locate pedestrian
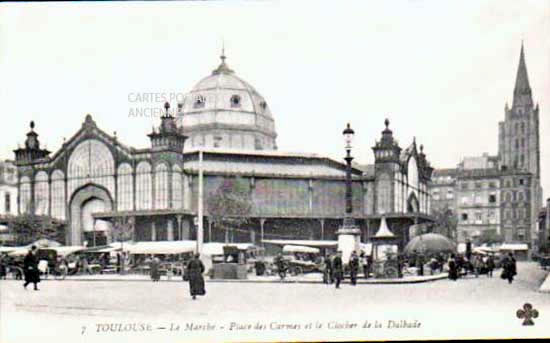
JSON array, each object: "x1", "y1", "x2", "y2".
[
  {"x1": 323, "y1": 253, "x2": 333, "y2": 284},
  {"x1": 501, "y1": 252, "x2": 517, "y2": 284},
  {"x1": 361, "y1": 252, "x2": 369, "y2": 279},
  {"x1": 448, "y1": 254, "x2": 458, "y2": 281},
  {"x1": 0, "y1": 256, "x2": 6, "y2": 280},
  {"x1": 417, "y1": 253, "x2": 425, "y2": 276},
  {"x1": 349, "y1": 251, "x2": 359, "y2": 286},
  {"x1": 186, "y1": 253, "x2": 206, "y2": 300},
  {"x1": 23, "y1": 246, "x2": 40, "y2": 291},
  {"x1": 150, "y1": 257, "x2": 161, "y2": 282},
  {"x1": 332, "y1": 251, "x2": 344, "y2": 289},
  {"x1": 486, "y1": 254, "x2": 495, "y2": 278},
  {"x1": 274, "y1": 253, "x2": 287, "y2": 281},
  {"x1": 473, "y1": 255, "x2": 481, "y2": 278},
  {"x1": 116, "y1": 252, "x2": 121, "y2": 273}
]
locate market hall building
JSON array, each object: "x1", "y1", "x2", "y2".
[{"x1": 12, "y1": 53, "x2": 434, "y2": 251}]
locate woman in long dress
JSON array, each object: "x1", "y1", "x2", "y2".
[
  {"x1": 186, "y1": 254, "x2": 206, "y2": 300},
  {"x1": 150, "y1": 257, "x2": 161, "y2": 282}
]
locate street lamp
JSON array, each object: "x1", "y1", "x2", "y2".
[
  {"x1": 337, "y1": 123, "x2": 360, "y2": 264},
  {"x1": 343, "y1": 123, "x2": 355, "y2": 221}
]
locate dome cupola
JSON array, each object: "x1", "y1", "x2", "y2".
[{"x1": 177, "y1": 51, "x2": 277, "y2": 151}]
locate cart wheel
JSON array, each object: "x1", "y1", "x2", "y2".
[
  {"x1": 384, "y1": 266, "x2": 398, "y2": 279},
  {"x1": 291, "y1": 266, "x2": 303, "y2": 276}
]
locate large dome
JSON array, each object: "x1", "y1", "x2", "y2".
[{"x1": 177, "y1": 53, "x2": 277, "y2": 151}]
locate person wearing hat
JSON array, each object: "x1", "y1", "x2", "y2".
[
  {"x1": 349, "y1": 251, "x2": 359, "y2": 286},
  {"x1": 186, "y1": 253, "x2": 206, "y2": 300},
  {"x1": 332, "y1": 251, "x2": 344, "y2": 289},
  {"x1": 23, "y1": 245, "x2": 40, "y2": 290}
]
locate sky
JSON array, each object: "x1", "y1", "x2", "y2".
[{"x1": 0, "y1": 0, "x2": 549, "y2": 199}]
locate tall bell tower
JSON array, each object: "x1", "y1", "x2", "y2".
[{"x1": 498, "y1": 43, "x2": 540, "y2": 178}]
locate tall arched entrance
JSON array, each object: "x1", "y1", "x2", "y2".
[{"x1": 69, "y1": 184, "x2": 113, "y2": 245}]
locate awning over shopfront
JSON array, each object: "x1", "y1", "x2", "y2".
[{"x1": 262, "y1": 239, "x2": 338, "y2": 248}]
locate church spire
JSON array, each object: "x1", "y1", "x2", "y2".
[{"x1": 512, "y1": 42, "x2": 533, "y2": 110}]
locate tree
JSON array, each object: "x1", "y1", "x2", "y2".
[
  {"x1": 477, "y1": 229, "x2": 504, "y2": 246},
  {"x1": 111, "y1": 216, "x2": 134, "y2": 274},
  {"x1": 206, "y1": 177, "x2": 252, "y2": 243},
  {"x1": 8, "y1": 213, "x2": 65, "y2": 246},
  {"x1": 430, "y1": 204, "x2": 458, "y2": 241}
]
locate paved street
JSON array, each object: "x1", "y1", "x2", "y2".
[{"x1": 2, "y1": 262, "x2": 549, "y2": 342}]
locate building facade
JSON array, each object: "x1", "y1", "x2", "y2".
[
  {"x1": 11, "y1": 53, "x2": 434, "y2": 251},
  {"x1": 0, "y1": 160, "x2": 18, "y2": 244},
  {"x1": 429, "y1": 44, "x2": 543, "y2": 252}
]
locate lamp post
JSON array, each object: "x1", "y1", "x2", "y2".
[{"x1": 337, "y1": 123, "x2": 361, "y2": 264}]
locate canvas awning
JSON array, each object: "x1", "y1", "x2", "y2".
[
  {"x1": 50, "y1": 246, "x2": 86, "y2": 257},
  {"x1": 499, "y1": 243, "x2": 528, "y2": 251},
  {"x1": 282, "y1": 245, "x2": 320, "y2": 254},
  {"x1": 125, "y1": 241, "x2": 196, "y2": 255},
  {"x1": 262, "y1": 239, "x2": 338, "y2": 248},
  {"x1": 0, "y1": 246, "x2": 16, "y2": 253}
]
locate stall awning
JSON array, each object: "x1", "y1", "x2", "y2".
[
  {"x1": 262, "y1": 239, "x2": 338, "y2": 248},
  {"x1": 125, "y1": 241, "x2": 196, "y2": 255},
  {"x1": 499, "y1": 243, "x2": 529, "y2": 251},
  {"x1": 0, "y1": 246, "x2": 16, "y2": 253},
  {"x1": 283, "y1": 245, "x2": 320, "y2": 254}
]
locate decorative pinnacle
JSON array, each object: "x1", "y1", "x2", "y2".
[
  {"x1": 420, "y1": 144, "x2": 424, "y2": 153},
  {"x1": 384, "y1": 118, "x2": 389, "y2": 128},
  {"x1": 30, "y1": 121, "x2": 35, "y2": 130}
]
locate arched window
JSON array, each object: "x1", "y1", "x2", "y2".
[
  {"x1": 20, "y1": 176, "x2": 31, "y2": 214},
  {"x1": 68, "y1": 139, "x2": 114, "y2": 179},
  {"x1": 407, "y1": 157, "x2": 419, "y2": 190},
  {"x1": 51, "y1": 170, "x2": 65, "y2": 220},
  {"x1": 68, "y1": 139, "x2": 115, "y2": 197},
  {"x1": 193, "y1": 95, "x2": 205, "y2": 109},
  {"x1": 155, "y1": 163, "x2": 169, "y2": 209},
  {"x1": 172, "y1": 164, "x2": 183, "y2": 209},
  {"x1": 117, "y1": 163, "x2": 133, "y2": 211},
  {"x1": 136, "y1": 161, "x2": 152, "y2": 210},
  {"x1": 34, "y1": 171, "x2": 49, "y2": 215},
  {"x1": 521, "y1": 122, "x2": 525, "y2": 134},
  {"x1": 230, "y1": 95, "x2": 241, "y2": 108}
]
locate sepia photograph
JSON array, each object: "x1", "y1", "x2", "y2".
[{"x1": 0, "y1": 1, "x2": 549, "y2": 342}]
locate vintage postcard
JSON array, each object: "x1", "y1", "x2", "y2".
[{"x1": 1, "y1": 1, "x2": 549, "y2": 342}]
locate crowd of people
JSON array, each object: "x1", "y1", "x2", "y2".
[{"x1": 447, "y1": 252, "x2": 517, "y2": 284}]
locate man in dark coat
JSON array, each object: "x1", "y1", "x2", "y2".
[
  {"x1": 332, "y1": 251, "x2": 344, "y2": 289},
  {"x1": 23, "y1": 246, "x2": 40, "y2": 290},
  {"x1": 323, "y1": 253, "x2": 333, "y2": 284},
  {"x1": 501, "y1": 253, "x2": 517, "y2": 284},
  {"x1": 448, "y1": 254, "x2": 458, "y2": 281},
  {"x1": 274, "y1": 253, "x2": 287, "y2": 280},
  {"x1": 186, "y1": 254, "x2": 206, "y2": 300},
  {"x1": 150, "y1": 257, "x2": 161, "y2": 282},
  {"x1": 349, "y1": 251, "x2": 359, "y2": 286}
]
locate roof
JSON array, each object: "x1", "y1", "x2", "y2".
[
  {"x1": 432, "y1": 168, "x2": 458, "y2": 177},
  {"x1": 183, "y1": 149, "x2": 364, "y2": 178}
]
